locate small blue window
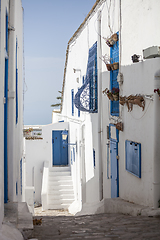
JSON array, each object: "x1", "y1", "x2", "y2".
[
  {"x1": 71, "y1": 89, "x2": 74, "y2": 116},
  {"x1": 71, "y1": 150, "x2": 73, "y2": 165},
  {"x1": 93, "y1": 148, "x2": 96, "y2": 168},
  {"x1": 125, "y1": 140, "x2": 141, "y2": 178},
  {"x1": 16, "y1": 182, "x2": 18, "y2": 195}
]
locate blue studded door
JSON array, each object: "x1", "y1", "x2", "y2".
[{"x1": 52, "y1": 130, "x2": 68, "y2": 166}]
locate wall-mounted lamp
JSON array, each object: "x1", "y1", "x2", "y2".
[{"x1": 62, "y1": 129, "x2": 77, "y2": 151}]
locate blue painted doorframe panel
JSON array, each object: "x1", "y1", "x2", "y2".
[
  {"x1": 4, "y1": 12, "x2": 8, "y2": 203},
  {"x1": 52, "y1": 130, "x2": 68, "y2": 166},
  {"x1": 109, "y1": 124, "x2": 119, "y2": 198}
]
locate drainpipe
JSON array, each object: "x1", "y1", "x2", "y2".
[
  {"x1": 97, "y1": 10, "x2": 103, "y2": 201},
  {"x1": 8, "y1": 0, "x2": 16, "y2": 202},
  {"x1": 153, "y1": 69, "x2": 160, "y2": 208}
]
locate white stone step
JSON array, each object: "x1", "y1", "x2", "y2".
[
  {"x1": 48, "y1": 185, "x2": 74, "y2": 192},
  {"x1": 49, "y1": 166, "x2": 71, "y2": 172},
  {"x1": 49, "y1": 175, "x2": 72, "y2": 181},
  {"x1": 48, "y1": 198, "x2": 74, "y2": 205},
  {"x1": 49, "y1": 171, "x2": 71, "y2": 177},
  {"x1": 48, "y1": 204, "x2": 70, "y2": 210},
  {"x1": 48, "y1": 193, "x2": 74, "y2": 199},
  {"x1": 48, "y1": 188, "x2": 74, "y2": 194}
]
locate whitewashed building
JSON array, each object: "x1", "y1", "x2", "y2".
[
  {"x1": 0, "y1": 0, "x2": 24, "y2": 230},
  {"x1": 52, "y1": 0, "x2": 160, "y2": 214},
  {"x1": 24, "y1": 0, "x2": 160, "y2": 215}
]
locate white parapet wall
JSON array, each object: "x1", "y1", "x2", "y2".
[{"x1": 41, "y1": 161, "x2": 49, "y2": 211}]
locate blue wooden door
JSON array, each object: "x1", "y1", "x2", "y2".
[
  {"x1": 52, "y1": 130, "x2": 68, "y2": 166},
  {"x1": 110, "y1": 140, "x2": 118, "y2": 198}
]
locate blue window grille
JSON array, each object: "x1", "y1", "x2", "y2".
[
  {"x1": 89, "y1": 42, "x2": 98, "y2": 113},
  {"x1": 110, "y1": 32, "x2": 119, "y2": 116},
  {"x1": 74, "y1": 42, "x2": 97, "y2": 113},
  {"x1": 125, "y1": 140, "x2": 141, "y2": 178},
  {"x1": 93, "y1": 148, "x2": 96, "y2": 168},
  {"x1": 16, "y1": 39, "x2": 18, "y2": 124},
  {"x1": 71, "y1": 89, "x2": 74, "y2": 116}
]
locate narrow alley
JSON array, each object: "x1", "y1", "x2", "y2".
[{"x1": 29, "y1": 207, "x2": 160, "y2": 240}]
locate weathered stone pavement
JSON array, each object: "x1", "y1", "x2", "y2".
[{"x1": 30, "y1": 207, "x2": 160, "y2": 240}]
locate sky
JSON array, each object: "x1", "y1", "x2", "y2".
[{"x1": 22, "y1": 0, "x2": 96, "y2": 125}]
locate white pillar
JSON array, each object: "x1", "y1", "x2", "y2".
[
  {"x1": 97, "y1": 10, "x2": 103, "y2": 201},
  {"x1": 153, "y1": 69, "x2": 160, "y2": 208},
  {"x1": 8, "y1": 0, "x2": 16, "y2": 202}
]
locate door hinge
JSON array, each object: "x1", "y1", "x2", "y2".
[{"x1": 3, "y1": 97, "x2": 6, "y2": 104}]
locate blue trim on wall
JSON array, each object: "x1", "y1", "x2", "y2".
[
  {"x1": 4, "y1": 11, "x2": 8, "y2": 203},
  {"x1": 93, "y1": 148, "x2": 96, "y2": 168},
  {"x1": 109, "y1": 124, "x2": 119, "y2": 197},
  {"x1": 16, "y1": 39, "x2": 18, "y2": 124},
  {"x1": 71, "y1": 89, "x2": 74, "y2": 116},
  {"x1": 20, "y1": 159, "x2": 22, "y2": 195}
]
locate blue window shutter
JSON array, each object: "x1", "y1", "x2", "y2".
[
  {"x1": 71, "y1": 89, "x2": 74, "y2": 116},
  {"x1": 16, "y1": 39, "x2": 18, "y2": 124},
  {"x1": 110, "y1": 32, "x2": 119, "y2": 116},
  {"x1": 88, "y1": 42, "x2": 98, "y2": 113},
  {"x1": 125, "y1": 140, "x2": 141, "y2": 178}
]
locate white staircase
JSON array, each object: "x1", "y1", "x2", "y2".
[{"x1": 48, "y1": 166, "x2": 75, "y2": 210}]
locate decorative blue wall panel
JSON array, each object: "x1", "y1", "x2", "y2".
[{"x1": 125, "y1": 140, "x2": 141, "y2": 178}]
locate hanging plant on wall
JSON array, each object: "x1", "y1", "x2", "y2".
[
  {"x1": 115, "y1": 122, "x2": 123, "y2": 132},
  {"x1": 100, "y1": 54, "x2": 112, "y2": 71},
  {"x1": 102, "y1": 88, "x2": 119, "y2": 101},
  {"x1": 119, "y1": 95, "x2": 145, "y2": 111},
  {"x1": 105, "y1": 33, "x2": 118, "y2": 47}
]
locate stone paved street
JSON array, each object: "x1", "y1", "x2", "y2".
[{"x1": 30, "y1": 207, "x2": 160, "y2": 240}]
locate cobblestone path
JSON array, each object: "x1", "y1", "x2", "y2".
[{"x1": 30, "y1": 208, "x2": 160, "y2": 240}]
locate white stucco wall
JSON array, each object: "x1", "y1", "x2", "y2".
[
  {"x1": 25, "y1": 122, "x2": 69, "y2": 203},
  {"x1": 0, "y1": 0, "x2": 24, "y2": 229},
  {"x1": 60, "y1": 0, "x2": 160, "y2": 212}
]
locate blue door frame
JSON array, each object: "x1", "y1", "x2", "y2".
[
  {"x1": 4, "y1": 12, "x2": 8, "y2": 203},
  {"x1": 109, "y1": 124, "x2": 119, "y2": 198},
  {"x1": 52, "y1": 130, "x2": 68, "y2": 166}
]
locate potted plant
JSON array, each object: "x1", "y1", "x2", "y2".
[
  {"x1": 111, "y1": 62, "x2": 119, "y2": 71},
  {"x1": 100, "y1": 54, "x2": 112, "y2": 71},
  {"x1": 105, "y1": 33, "x2": 118, "y2": 47},
  {"x1": 112, "y1": 87, "x2": 119, "y2": 101}
]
